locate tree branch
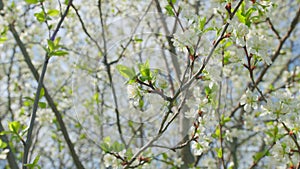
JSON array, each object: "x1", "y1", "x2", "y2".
[
  {"x1": 8, "y1": 1, "x2": 85, "y2": 168},
  {"x1": 255, "y1": 4, "x2": 300, "y2": 86}
]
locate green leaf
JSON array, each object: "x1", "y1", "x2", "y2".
[
  {"x1": 236, "y1": 10, "x2": 245, "y2": 24},
  {"x1": 111, "y1": 141, "x2": 125, "y2": 152},
  {"x1": 24, "y1": 100, "x2": 33, "y2": 107},
  {"x1": 224, "y1": 51, "x2": 231, "y2": 65},
  {"x1": 138, "y1": 60, "x2": 151, "y2": 81},
  {"x1": 64, "y1": 0, "x2": 69, "y2": 5},
  {"x1": 164, "y1": 5, "x2": 174, "y2": 16},
  {"x1": 47, "y1": 39, "x2": 55, "y2": 52},
  {"x1": 162, "y1": 153, "x2": 168, "y2": 160},
  {"x1": 128, "y1": 120, "x2": 134, "y2": 128},
  {"x1": 215, "y1": 127, "x2": 221, "y2": 138},
  {"x1": 167, "y1": 0, "x2": 176, "y2": 4},
  {"x1": 8, "y1": 121, "x2": 21, "y2": 133},
  {"x1": 47, "y1": 9, "x2": 60, "y2": 17},
  {"x1": 79, "y1": 133, "x2": 86, "y2": 139},
  {"x1": 217, "y1": 148, "x2": 222, "y2": 158},
  {"x1": 103, "y1": 136, "x2": 111, "y2": 143},
  {"x1": 39, "y1": 87, "x2": 45, "y2": 99},
  {"x1": 138, "y1": 99, "x2": 144, "y2": 109},
  {"x1": 54, "y1": 37, "x2": 61, "y2": 46},
  {"x1": 32, "y1": 155, "x2": 40, "y2": 166},
  {"x1": 0, "y1": 139, "x2": 7, "y2": 148},
  {"x1": 133, "y1": 37, "x2": 143, "y2": 42},
  {"x1": 204, "y1": 86, "x2": 211, "y2": 96},
  {"x1": 100, "y1": 142, "x2": 110, "y2": 152},
  {"x1": 221, "y1": 114, "x2": 231, "y2": 125},
  {"x1": 25, "y1": 0, "x2": 39, "y2": 4},
  {"x1": 125, "y1": 148, "x2": 133, "y2": 159},
  {"x1": 0, "y1": 36, "x2": 7, "y2": 43},
  {"x1": 24, "y1": 156, "x2": 41, "y2": 169},
  {"x1": 38, "y1": 102, "x2": 46, "y2": 108},
  {"x1": 253, "y1": 151, "x2": 264, "y2": 162},
  {"x1": 93, "y1": 93, "x2": 99, "y2": 103},
  {"x1": 34, "y1": 12, "x2": 46, "y2": 22},
  {"x1": 199, "y1": 17, "x2": 206, "y2": 31},
  {"x1": 116, "y1": 65, "x2": 136, "y2": 80},
  {"x1": 0, "y1": 131, "x2": 12, "y2": 136},
  {"x1": 52, "y1": 50, "x2": 69, "y2": 56},
  {"x1": 24, "y1": 164, "x2": 34, "y2": 168}
]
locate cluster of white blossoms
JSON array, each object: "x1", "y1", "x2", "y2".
[
  {"x1": 233, "y1": 23, "x2": 249, "y2": 46},
  {"x1": 240, "y1": 89, "x2": 258, "y2": 112},
  {"x1": 127, "y1": 84, "x2": 141, "y2": 108},
  {"x1": 206, "y1": 60, "x2": 222, "y2": 83},
  {"x1": 191, "y1": 133, "x2": 211, "y2": 156},
  {"x1": 172, "y1": 29, "x2": 199, "y2": 52},
  {"x1": 262, "y1": 89, "x2": 299, "y2": 119},
  {"x1": 246, "y1": 33, "x2": 272, "y2": 65}
]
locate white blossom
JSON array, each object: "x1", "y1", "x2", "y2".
[
  {"x1": 233, "y1": 23, "x2": 249, "y2": 46},
  {"x1": 127, "y1": 85, "x2": 138, "y2": 99},
  {"x1": 173, "y1": 157, "x2": 184, "y2": 167},
  {"x1": 246, "y1": 34, "x2": 272, "y2": 65},
  {"x1": 103, "y1": 154, "x2": 119, "y2": 168},
  {"x1": 240, "y1": 89, "x2": 258, "y2": 112}
]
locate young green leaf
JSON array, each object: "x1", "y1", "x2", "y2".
[
  {"x1": 39, "y1": 87, "x2": 45, "y2": 99},
  {"x1": 100, "y1": 142, "x2": 110, "y2": 153},
  {"x1": 25, "y1": 0, "x2": 39, "y2": 4},
  {"x1": 111, "y1": 141, "x2": 125, "y2": 152},
  {"x1": 116, "y1": 65, "x2": 136, "y2": 80},
  {"x1": 199, "y1": 17, "x2": 206, "y2": 31},
  {"x1": 125, "y1": 148, "x2": 134, "y2": 159},
  {"x1": 54, "y1": 37, "x2": 61, "y2": 46},
  {"x1": 38, "y1": 102, "x2": 47, "y2": 108},
  {"x1": 164, "y1": 5, "x2": 174, "y2": 16},
  {"x1": 8, "y1": 121, "x2": 21, "y2": 133},
  {"x1": 47, "y1": 39, "x2": 55, "y2": 52},
  {"x1": 0, "y1": 139, "x2": 7, "y2": 149},
  {"x1": 34, "y1": 12, "x2": 46, "y2": 22},
  {"x1": 47, "y1": 9, "x2": 60, "y2": 17},
  {"x1": 217, "y1": 148, "x2": 223, "y2": 158},
  {"x1": 52, "y1": 50, "x2": 69, "y2": 56}
]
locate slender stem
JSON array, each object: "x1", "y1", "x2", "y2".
[
  {"x1": 22, "y1": 52, "x2": 49, "y2": 169},
  {"x1": 98, "y1": 0, "x2": 126, "y2": 146},
  {"x1": 17, "y1": 1, "x2": 77, "y2": 168}
]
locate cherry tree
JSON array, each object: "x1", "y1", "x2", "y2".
[{"x1": 0, "y1": 0, "x2": 299, "y2": 169}]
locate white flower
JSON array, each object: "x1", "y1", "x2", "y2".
[
  {"x1": 191, "y1": 142, "x2": 204, "y2": 156},
  {"x1": 240, "y1": 89, "x2": 258, "y2": 112},
  {"x1": 202, "y1": 156, "x2": 217, "y2": 169},
  {"x1": 127, "y1": 85, "x2": 138, "y2": 99},
  {"x1": 234, "y1": 23, "x2": 249, "y2": 46},
  {"x1": 184, "y1": 108, "x2": 197, "y2": 119},
  {"x1": 228, "y1": 161, "x2": 234, "y2": 169},
  {"x1": 0, "y1": 149, "x2": 9, "y2": 160},
  {"x1": 206, "y1": 64, "x2": 222, "y2": 82},
  {"x1": 191, "y1": 138, "x2": 210, "y2": 156},
  {"x1": 172, "y1": 29, "x2": 198, "y2": 51},
  {"x1": 103, "y1": 154, "x2": 118, "y2": 168},
  {"x1": 246, "y1": 35, "x2": 272, "y2": 65},
  {"x1": 173, "y1": 157, "x2": 184, "y2": 167}
]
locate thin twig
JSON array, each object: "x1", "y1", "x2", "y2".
[
  {"x1": 22, "y1": 1, "x2": 74, "y2": 168},
  {"x1": 255, "y1": 4, "x2": 300, "y2": 87}
]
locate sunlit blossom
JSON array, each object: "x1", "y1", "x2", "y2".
[{"x1": 240, "y1": 89, "x2": 258, "y2": 112}]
